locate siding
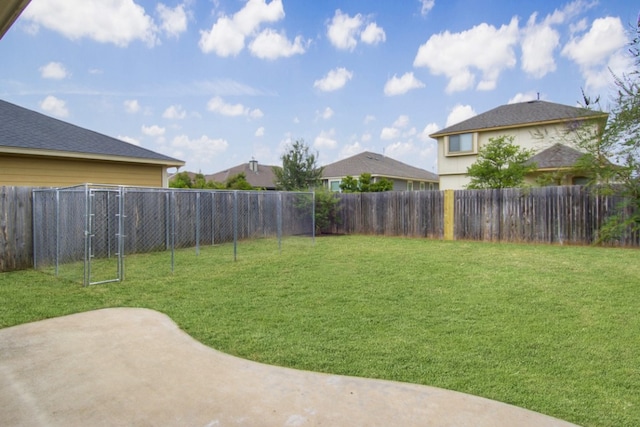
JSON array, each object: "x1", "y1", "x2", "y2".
[{"x1": 0, "y1": 154, "x2": 164, "y2": 187}]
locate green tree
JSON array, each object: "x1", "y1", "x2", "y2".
[
  {"x1": 169, "y1": 171, "x2": 193, "y2": 188},
  {"x1": 273, "y1": 140, "x2": 323, "y2": 191},
  {"x1": 314, "y1": 187, "x2": 341, "y2": 234},
  {"x1": 466, "y1": 135, "x2": 537, "y2": 189},
  {"x1": 573, "y1": 20, "x2": 640, "y2": 241},
  {"x1": 339, "y1": 175, "x2": 359, "y2": 193},
  {"x1": 339, "y1": 173, "x2": 393, "y2": 192},
  {"x1": 225, "y1": 172, "x2": 253, "y2": 190},
  {"x1": 370, "y1": 177, "x2": 393, "y2": 192}
]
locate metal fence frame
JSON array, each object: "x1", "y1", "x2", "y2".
[{"x1": 33, "y1": 184, "x2": 315, "y2": 286}]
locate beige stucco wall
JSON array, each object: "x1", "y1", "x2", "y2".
[
  {"x1": 0, "y1": 154, "x2": 167, "y2": 187},
  {"x1": 437, "y1": 123, "x2": 585, "y2": 190}
]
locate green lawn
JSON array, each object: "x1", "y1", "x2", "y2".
[{"x1": 1, "y1": 236, "x2": 638, "y2": 427}]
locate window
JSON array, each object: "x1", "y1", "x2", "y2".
[
  {"x1": 448, "y1": 133, "x2": 473, "y2": 154},
  {"x1": 572, "y1": 176, "x2": 589, "y2": 186},
  {"x1": 419, "y1": 182, "x2": 425, "y2": 191},
  {"x1": 329, "y1": 180, "x2": 341, "y2": 192},
  {"x1": 407, "y1": 181, "x2": 413, "y2": 191}
]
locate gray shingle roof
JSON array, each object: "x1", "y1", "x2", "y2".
[
  {"x1": 0, "y1": 99, "x2": 183, "y2": 165},
  {"x1": 430, "y1": 100, "x2": 607, "y2": 137},
  {"x1": 322, "y1": 151, "x2": 438, "y2": 182},
  {"x1": 527, "y1": 143, "x2": 584, "y2": 169},
  {"x1": 207, "y1": 161, "x2": 278, "y2": 189}
]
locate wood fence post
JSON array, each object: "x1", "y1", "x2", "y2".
[{"x1": 444, "y1": 189, "x2": 454, "y2": 241}]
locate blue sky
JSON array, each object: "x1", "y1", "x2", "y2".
[{"x1": 0, "y1": 0, "x2": 636, "y2": 175}]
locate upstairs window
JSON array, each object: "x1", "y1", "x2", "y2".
[{"x1": 447, "y1": 133, "x2": 474, "y2": 154}]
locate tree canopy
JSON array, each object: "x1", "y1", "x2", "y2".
[
  {"x1": 465, "y1": 135, "x2": 537, "y2": 189},
  {"x1": 572, "y1": 19, "x2": 640, "y2": 241},
  {"x1": 273, "y1": 139, "x2": 323, "y2": 191},
  {"x1": 340, "y1": 173, "x2": 393, "y2": 192}
]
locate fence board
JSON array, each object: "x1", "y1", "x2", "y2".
[{"x1": 0, "y1": 186, "x2": 33, "y2": 272}]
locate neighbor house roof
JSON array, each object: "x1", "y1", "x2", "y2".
[
  {"x1": 208, "y1": 161, "x2": 278, "y2": 189},
  {"x1": 0, "y1": 0, "x2": 30, "y2": 40},
  {"x1": 322, "y1": 151, "x2": 438, "y2": 182},
  {"x1": 0, "y1": 99, "x2": 184, "y2": 167},
  {"x1": 430, "y1": 100, "x2": 607, "y2": 137},
  {"x1": 527, "y1": 143, "x2": 585, "y2": 170}
]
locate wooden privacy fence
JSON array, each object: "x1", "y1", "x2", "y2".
[
  {"x1": 1, "y1": 185, "x2": 638, "y2": 272},
  {"x1": 331, "y1": 186, "x2": 639, "y2": 246},
  {"x1": 452, "y1": 186, "x2": 638, "y2": 245},
  {"x1": 331, "y1": 191, "x2": 444, "y2": 238}
]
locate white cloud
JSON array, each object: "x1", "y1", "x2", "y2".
[
  {"x1": 446, "y1": 104, "x2": 476, "y2": 127},
  {"x1": 363, "y1": 114, "x2": 375, "y2": 124},
  {"x1": 249, "y1": 29, "x2": 306, "y2": 59},
  {"x1": 327, "y1": 10, "x2": 362, "y2": 51},
  {"x1": 314, "y1": 129, "x2": 338, "y2": 149},
  {"x1": 393, "y1": 115, "x2": 410, "y2": 128},
  {"x1": 163, "y1": 105, "x2": 187, "y2": 119},
  {"x1": 413, "y1": 17, "x2": 519, "y2": 93},
  {"x1": 326, "y1": 9, "x2": 385, "y2": 51},
  {"x1": 419, "y1": 123, "x2": 440, "y2": 141},
  {"x1": 199, "y1": 0, "x2": 284, "y2": 56},
  {"x1": 318, "y1": 107, "x2": 334, "y2": 120},
  {"x1": 199, "y1": 16, "x2": 244, "y2": 56},
  {"x1": 23, "y1": 0, "x2": 158, "y2": 47},
  {"x1": 384, "y1": 72, "x2": 425, "y2": 96},
  {"x1": 419, "y1": 0, "x2": 435, "y2": 16},
  {"x1": 361, "y1": 132, "x2": 372, "y2": 142},
  {"x1": 40, "y1": 62, "x2": 68, "y2": 79},
  {"x1": 385, "y1": 141, "x2": 416, "y2": 159},
  {"x1": 255, "y1": 126, "x2": 265, "y2": 137},
  {"x1": 249, "y1": 108, "x2": 264, "y2": 119},
  {"x1": 118, "y1": 135, "x2": 141, "y2": 146},
  {"x1": 157, "y1": 3, "x2": 188, "y2": 38},
  {"x1": 561, "y1": 16, "x2": 630, "y2": 91},
  {"x1": 380, "y1": 127, "x2": 400, "y2": 140},
  {"x1": 124, "y1": 99, "x2": 141, "y2": 114},
  {"x1": 360, "y1": 22, "x2": 386, "y2": 45},
  {"x1": 171, "y1": 134, "x2": 229, "y2": 164},
  {"x1": 339, "y1": 142, "x2": 366, "y2": 159},
  {"x1": 207, "y1": 96, "x2": 245, "y2": 117},
  {"x1": 521, "y1": 13, "x2": 560, "y2": 78},
  {"x1": 142, "y1": 124, "x2": 166, "y2": 137},
  {"x1": 508, "y1": 92, "x2": 539, "y2": 104},
  {"x1": 313, "y1": 67, "x2": 353, "y2": 92},
  {"x1": 39, "y1": 95, "x2": 69, "y2": 118}
]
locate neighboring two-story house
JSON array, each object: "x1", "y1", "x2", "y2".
[
  {"x1": 322, "y1": 151, "x2": 439, "y2": 192},
  {"x1": 429, "y1": 100, "x2": 608, "y2": 190}
]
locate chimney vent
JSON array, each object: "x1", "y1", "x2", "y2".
[{"x1": 249, "y1": 158, "x2": 258, "y2": 172}]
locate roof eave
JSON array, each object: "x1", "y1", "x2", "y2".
[
  {"x1": 429, "y1": 113, "x2": 609, "y2": 138},
  {"x1": 0, "y1": 146, "x2": 185, "y2": 167},
  {"x1": 0, "y1": 0, "x2": 31, "y2": 40},
  {"x1": 323, "y1": 173, "x2": 438, "y2": 182}
]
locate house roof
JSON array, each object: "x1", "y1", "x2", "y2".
[
  {"x1": 0, "y1": 99, "x2": 184, "y2": 166},
  {"x1": 208, "y1": 161, "x2": 278, "y2": 189},
  {"x1": 322, "y1": 151, "x2": 438, "y2": 182},
  {"x1": 527, "y1": 143, "x2": 584, "y2": 169},
  {"x1": 0, "y1": 0, "x2": 30, "y2": 40},
  {"x1": 430, "y1": 100, "x2": 607, "y2": 137}
]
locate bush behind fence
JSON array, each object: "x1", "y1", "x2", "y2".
[{"x1": 1, "y1": 185, "x2": 638, "y2": 273}]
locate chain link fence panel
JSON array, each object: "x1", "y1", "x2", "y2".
[{"x1": 33, "y1": 185, "x2": 315, "y2": 286}]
